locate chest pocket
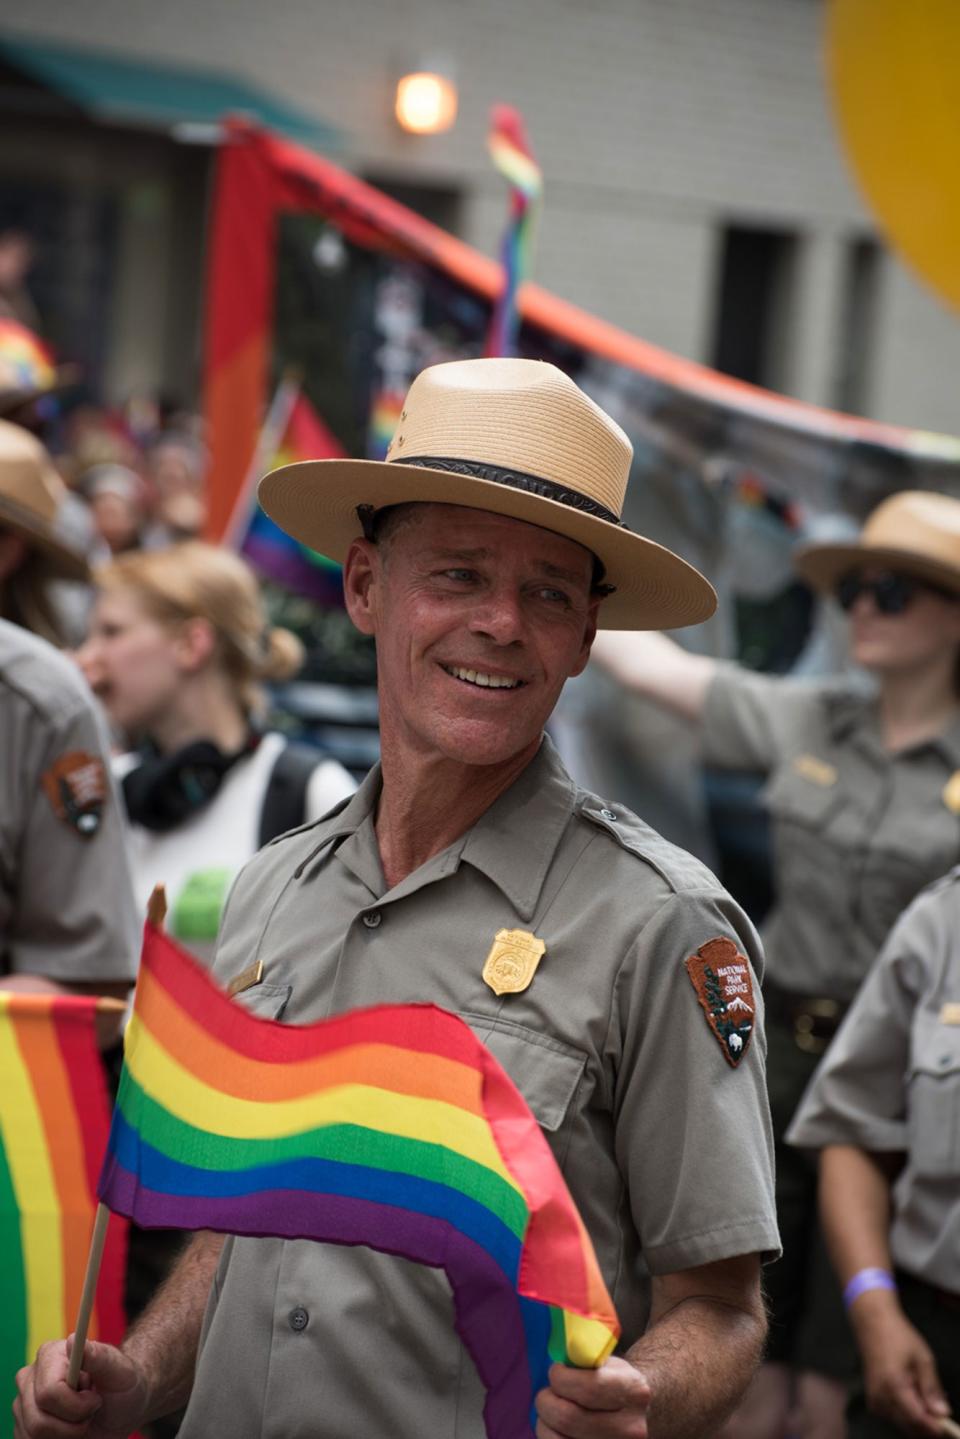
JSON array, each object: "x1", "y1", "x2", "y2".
[
  {"x1": 460, "y1": 1010, "x2": 587, "y2": 1135},
  {"x1": 229, "y1": 981, "x2": 293, "y2": 1022},
  {"x1": 906, "y1": 1009, "x2": 960, "y2": 1176},
  {"x1": 761, "y1": 763, "x2": 848, "y2": 833}
]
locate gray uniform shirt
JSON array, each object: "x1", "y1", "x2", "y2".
[
  {"x1": 179, "y1": 739, "x2": 778, "y2": 1439},
  {"x1": 787, "y1": 870, "x2": 960, "y2": 1292},
  {"x1": 0, "y1": 621, "x2": 137, "y2": 982},
  {"x1": 703, "y1": 665, "x2": 960, "y2": 1000}
]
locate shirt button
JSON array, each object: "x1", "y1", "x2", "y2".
[
  {"x1": 289, "y1": 1306, "x2": 309, "y2": 1332},
  {"x1": 600, "y1": 808, "x2": 617, "y2": 821},
  {"x1": 362, "y1": 910, "x2": 382, "y2": 929}
]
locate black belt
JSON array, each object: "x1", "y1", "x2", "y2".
[{"x1": 763, "y1": 980, "x2": 850, "y2": 1055}]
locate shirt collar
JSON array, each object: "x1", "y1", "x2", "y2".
[
  {"x1": 825, "y1": 682, "x2": 960, "y2": 766},
  {"x1": 294, "y1": 737, "x2": 576, "y2": 921},
  {"x1": 457, "y1": 735, "x2": 576, "y2": 921}
]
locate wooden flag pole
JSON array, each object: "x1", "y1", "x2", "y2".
[
  {"x1": 66, "y1": 888, "x2": 167, "y2": 1389},
  {"x1": 939, "y1": 1419, "x2": 960, "y2": 1439},
  {"x1": 66, "y1": 1201, "x2": 110, "y2": 1389}
]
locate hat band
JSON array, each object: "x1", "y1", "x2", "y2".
[{"x1": 391, "y1": 454, "x2": 625, "y2": 528}]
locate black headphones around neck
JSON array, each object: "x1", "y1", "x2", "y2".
[{"x1": 121, "y1": 734, "x2": 261, "y2": 833}]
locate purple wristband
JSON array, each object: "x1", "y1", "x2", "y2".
[{"x1": 843, "y1": 1268, "x2": 896, "y2": 1307}]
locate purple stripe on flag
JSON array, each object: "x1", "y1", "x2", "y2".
[{"x1": 101, "y1": 1164, "x2": 534, "y2": 1437}]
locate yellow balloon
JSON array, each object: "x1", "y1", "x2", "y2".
[{"x1": 826, "y1": 0, "x2": 960, "y2": 312}]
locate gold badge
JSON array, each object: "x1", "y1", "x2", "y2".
[
  {"x1": 482, "y1": 929, "x2": 546, "y2": 996},
  {"x1": 939, "y1": 1002, "x2": 960, "y2": 1025},
  {"x1": 227, "y1": 959, "x2": 264, "y2": 997},
  {"x1": 792, "y1": 754, "x2": 838, "y2": 787},
  {"x1": 942, "y1": 771, "x2": 960, "y2": 814}
]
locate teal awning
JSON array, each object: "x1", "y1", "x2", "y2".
[{"x1": 1, "y1": 35, "x2": 341, "y2": 150}]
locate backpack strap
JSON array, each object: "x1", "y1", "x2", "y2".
[{"x1": 258, "y1": 742, "x2": 322, "y2": 847}]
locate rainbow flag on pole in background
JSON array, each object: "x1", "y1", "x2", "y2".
[
  {"x1": 226, "y1": 377, "x2": 347, "y2": 607},
  {"x1": 0, "y1": 995, "x2": 126, "y2": 1433},
  {"x1": 486, "y1": 106, "x2": 543, "y2": 359},
  {"x1": 98, "y1": 926, "x2": 620, "y2": 1439}
]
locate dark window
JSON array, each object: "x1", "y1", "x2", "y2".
[
  {"x1": 833, "y1": 236, "x2": 881, "y2": 415},
  {"x1": 709, "y1": 225, "x2": 798, "y2": 389},
  {"x1": 362, "y1": 176, "x2": 461, "y2": 234}
]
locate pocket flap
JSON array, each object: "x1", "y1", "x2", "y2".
[
  {"x1": 231, "y1": 981, "x2": 292, "y2": 1022},
  {"x1": 460, "y1": 1011, "x2": 587, "y2": 1132}
]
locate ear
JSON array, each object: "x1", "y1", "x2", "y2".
[
  {"x1": 172, "y1": 615, "x2": 217, "y2": 673},
  {"x1": 343, "y1": 538, "x2": 381, "y2": 637},
  {"x1": 569, "y1": 599, "x2": 601, "y2": 679}
]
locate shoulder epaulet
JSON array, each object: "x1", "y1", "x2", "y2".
[
  {"x1": 576, "y1": 793, "x2": 721, "y2": 896},
  {"x1": 263, "y1": 791, "x2": 353, "y2": 849}
]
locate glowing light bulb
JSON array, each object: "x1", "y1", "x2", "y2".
[{"x1": 395, "y1": 72, "x2": 457, "y2": 135}]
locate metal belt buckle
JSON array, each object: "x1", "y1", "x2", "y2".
[{"x1": 794, "y1": 997, "x2": 841, "y2": 1055}]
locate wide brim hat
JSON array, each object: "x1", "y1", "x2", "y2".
[
  {"x1": 0, "y1": 419, "x2": 90, "y2": 581},
  {"x1": 258, "y1": 358, "x2": 716, "y2": 630},
  {"x1": 794, "y1": 489, "x2": 960, "y2": 599}
]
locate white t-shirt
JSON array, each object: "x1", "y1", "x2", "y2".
[{"x1": 115, "y1": 733, "x2": 356, "y2": 965}]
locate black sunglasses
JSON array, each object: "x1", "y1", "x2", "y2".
[{"x1": 834, "y1": 570, "x2": 954, "y2": 615}]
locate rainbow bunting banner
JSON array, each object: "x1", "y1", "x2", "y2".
[
  {"x1": 486, "y1": 105, "x2": 543, "y2": 359},
  {"x1": 0, "y1": 994, "x2": 126, "y2": 1433},
  {"x1": 98, "y1": 926, "x2": 620, "y2": 1438}
]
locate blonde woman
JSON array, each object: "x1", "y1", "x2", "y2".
[{"x1": 77, "y1": 541, "x2": 356, "y2": 966}]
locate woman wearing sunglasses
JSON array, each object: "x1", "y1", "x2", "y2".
[{"x1": 590, "y1": 488, "x2": 960, "y2": 1439}]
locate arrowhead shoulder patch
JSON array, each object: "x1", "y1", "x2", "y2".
[
  {"x1": 41, "y1": 750, "x2": 107, "y2": 838},
  {"x1": 685, "y1": 936, "x2": 756, "y2": 1068}
]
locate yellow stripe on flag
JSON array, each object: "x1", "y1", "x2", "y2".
[
  {"x1": 126, "y1": 1014, "x2": 518, "y2": 1187},
  {"x1": 0, "y1": 1014, "x2": 65, "y2": 1358}
]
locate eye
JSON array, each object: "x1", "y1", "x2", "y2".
[
  {"x1": 441, "y1": 568, "x2": 477, "y2": 583},
  {"x1": 536, "y1": 586, "x2": 571, "y2": 605}
]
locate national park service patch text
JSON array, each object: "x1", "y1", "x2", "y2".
[{"x1": 685, "y1": 936, "x2": 756, "y2": 1067}]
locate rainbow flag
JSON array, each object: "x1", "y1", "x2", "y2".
[
  {"x1": 233, "y1": 382, "x2": 346, "y2": 606},
  {"x1": 0, "y1": 995, "x2": 126, "y2": 1432},
  {"x1": 0, "y1": 319, "x2": 57, "y2": 398},
  {"x1": 486, "y1": 106, "x2": 543, "y2": 358},
  {"x1": 99, "y1": 926, "x2": 619, "y2": 1438}
]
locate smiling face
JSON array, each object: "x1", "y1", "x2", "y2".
[
  {"x1": 344, "y1": 504, "x2": 601, "y2": 771},
  {"x1": 76, "y1": 587, "x2": 185, "y2": 742}
]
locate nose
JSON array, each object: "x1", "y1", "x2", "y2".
[
  {"x1": 74, "y1": 637, "x2": 102, "y2": 686},
  {"x1": 467, "y1": 586, "x2": 526, "y2": 646}
]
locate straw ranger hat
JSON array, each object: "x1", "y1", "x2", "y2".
[
  {"x1": 0, "y1": 419, "x2": 90, "y2": 580},
  {"x1": 258, "y1": 358, "x2": 716, "y2": 629},
  {"x1": 794, "y1": 489, "x2": 960, "y2": 599}
]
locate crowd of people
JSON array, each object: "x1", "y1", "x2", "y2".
[{"x1": 1, "y1": 342, "x2": 958, "y2": 1439}]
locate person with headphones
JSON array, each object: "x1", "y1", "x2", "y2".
[{"x1": 76, "y1": 541, "x2": 356, "y2": 968}]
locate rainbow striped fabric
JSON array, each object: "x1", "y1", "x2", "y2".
[
  {"x1": 99, "y1": 926, "x2": 620, "y2": 1437},
  {"x1": 240, "y1": 387, "x2": 345, "y2": 606},
  {"x1": 0, "y1": 995, "x2": 126, "y2": 1430},
  {"x1": 486, "y1": 105, "x2": 543, "y2": 358}
]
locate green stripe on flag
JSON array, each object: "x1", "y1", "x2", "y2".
[
  {"x1": 119, "y1": 1073, "x2": 528, "y2": 1237},
  {"x1": 0, "y1": 1131, "x2": 27, "y2": 1433}
]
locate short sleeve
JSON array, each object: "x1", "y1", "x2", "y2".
[
  {"x1": 613, "y1": 887, "x2": 780, "y2": 1273},
  {"x1": 786, "y1": 890, "x2": 945, "y2": 1155},
  {"x1": 702, "y1": 663, "x2": 803, "y2": 772},
  {"x1": 9, "y1": 692, "x2": 139, "y2": 984}
]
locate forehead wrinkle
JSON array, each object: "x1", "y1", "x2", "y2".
[{"x1": 419, "y1": 545, "x2": 590, "y2": 585}]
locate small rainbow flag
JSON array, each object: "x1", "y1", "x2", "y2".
[
  {"x1": 231, "y1": 379, "x2": 346, "y2": 607},
  {"x1": 98, "y1": 926, "x2": 619, "y2": 1438},
  {"x1": 0, "y1": 320, "x2": 57, "y2": 398},
  {"x1": 486, "y1": 105, "x2": 543, "y2": 359},
  {"x1": 0, "y1": 995, "x2": 126, "y2": 1431}
]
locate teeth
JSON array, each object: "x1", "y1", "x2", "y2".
[{"x1": 447, "y1": 665, "x2": 521, "y2": 690}]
